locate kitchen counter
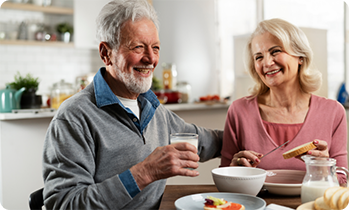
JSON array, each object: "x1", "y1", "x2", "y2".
[
  {"x1": 0, "y1": 103, "x2": 231, "y2": 120},
  {"x1": 0, "y1": 109, "x2": 56, "y2": 120},
  {"x1": 165, "y1": 102, "x2": 230, "y2": 111}
]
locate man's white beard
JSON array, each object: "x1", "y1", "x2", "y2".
[{"x1": 116, "y1": 68, "x2": 153, "y2": 94}]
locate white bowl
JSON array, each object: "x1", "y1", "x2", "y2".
[
  {"x1": 212, "y1": 167, "x2": 267, "y2": 196},
  {"x1": 263, "y1": 169, "x2": 305, "y2": 196}
]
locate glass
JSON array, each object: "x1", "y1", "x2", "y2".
[
  {"x1": 301, "y1": 155, "x2": 349, "y2": 203},
  {"x1": 170, "y1": 133, "x2": 199, "y2": 170},
  {"x1": 170, "y1": 133, "x2": 198, "y2": 150}
]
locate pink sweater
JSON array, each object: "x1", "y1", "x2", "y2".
[{"x1": 221, "y1": 95, "x2": 348, "y2": 183}]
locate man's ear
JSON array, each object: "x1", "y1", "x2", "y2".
[{"x1": 99, "y1": 42, "x2": 112, "y2": 66}]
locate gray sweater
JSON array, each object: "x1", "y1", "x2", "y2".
[{"x1": 43, "y1": 69, "x2": 223, "y2": 210}]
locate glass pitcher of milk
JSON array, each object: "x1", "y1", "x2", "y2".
[{"x1": 301, "y1": 155, "x2": 349, "y2": 203}]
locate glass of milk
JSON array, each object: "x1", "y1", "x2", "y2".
[
  {"x1": 170, "y1": 133, "x2": 198, "y2": 150},
  {"x1": 301, "y1": 155, "x2": 349, "y2": 203},
  {"x1": 170, "y1": 133, "x2": 199, "y2": 170}
]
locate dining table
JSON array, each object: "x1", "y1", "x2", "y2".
[{"x1": 159, "y1": 184, "x2": 302, "y2": 210}]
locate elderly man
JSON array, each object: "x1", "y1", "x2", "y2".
[{"x1": 42, "y1": 0, "x2": 222, "y2": 209}]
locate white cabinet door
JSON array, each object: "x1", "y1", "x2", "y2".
[{"x1": 74, "y1": 0, "x2": 110, "y2": 49}]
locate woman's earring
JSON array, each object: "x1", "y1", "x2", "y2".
[{"x1": 300, "y1": 58, "x2": 303, "y2": 64}]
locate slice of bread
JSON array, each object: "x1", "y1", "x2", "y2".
[
  {"x1": 324, "y1": 186, "x2": 342, "y2": 206},
  {"x1": 343, "y1": 197, "x2": 349, "y2": 210},
  {"x1": 314, "y1": 196, "x2": 331, "y2": 210},
  {"x1": 329, "y1": 187, "x2": 347, "y2": 209},
  {"x1": 338, "y1": 188, "x2": 349, "y2": 209},
  {"x1": 283, "y1": 142, "x2": 316, "y2": 159}
]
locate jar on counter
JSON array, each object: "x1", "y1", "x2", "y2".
[
  {"x1": 50, "y1": 80, "x2": 75, "y2": 109},
  {"x1": 177, "y1": 81, "x2": 191, "y2": 103},
  {"x1": 162, "y1": 63, "x2": 177, "y2": 90}
]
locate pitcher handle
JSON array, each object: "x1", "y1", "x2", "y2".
[{"x1": 336, "y1": 166, "x2": 349, "y2": 187}]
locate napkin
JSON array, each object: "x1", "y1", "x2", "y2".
[{"x1": 265, "y1": 203, "x2": 295, "y2": 210}]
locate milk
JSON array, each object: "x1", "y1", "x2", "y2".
[
  {"x1": 170, "y1": 138, "x2": 198, "y2": 149},
  {"x1": 301, "y1": 181, "x2": 339, "y2": 203}
]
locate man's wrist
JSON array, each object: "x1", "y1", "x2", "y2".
[{"x1": 130, "y1": 163, "x2": 153, "y2": 190}]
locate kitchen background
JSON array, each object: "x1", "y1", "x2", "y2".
[
  {"x1": 1, "y1": 0, "x2": 349, "y2": 209},
  {"x1": 0, "y1": 0, "x2": 346, "y2": 104}
]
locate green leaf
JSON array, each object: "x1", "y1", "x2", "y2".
[{"x1": 7, "y1": 71, "x2": 40, "y2": 93}]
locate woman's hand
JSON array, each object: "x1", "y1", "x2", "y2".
[
  {"x1": 296, "y1": 140, "x2": 329, "y2": 160},
  {"x1": 307, "y1": 140, "x2": 329, "y2": 157},
  {"x1": 230, "y1": 150, "x2": 263, "y2": 167}
]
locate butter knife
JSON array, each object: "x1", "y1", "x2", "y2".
[{"x1": 260, "y1": 140, "x2": 290, "y2": 159}]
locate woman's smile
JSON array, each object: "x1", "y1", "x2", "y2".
[{"x1": 265, "y1": 68, "x2": 282, "y2": 76}]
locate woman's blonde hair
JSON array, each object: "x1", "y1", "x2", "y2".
[{"x1": 244, "y1": 18, "x2": 322, "y2": 98}]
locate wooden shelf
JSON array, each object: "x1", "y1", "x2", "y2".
[
  {"x1": 0, "y1": 1, "x2": 73, "y2": 15},
  {"x1": 0, "y1": 39, "x2": 74, "y2": 47}
]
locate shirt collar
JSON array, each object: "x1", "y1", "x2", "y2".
[{"x1": 93, "y1": 67, "x2": 160, "y2": 109}]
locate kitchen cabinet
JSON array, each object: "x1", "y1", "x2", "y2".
[
  {"x1": 0, "y1": 1, "x2": 74, "y2": 47},
  {"x1": 0, "y1": 115, "x2": 53, "y2": 210}
]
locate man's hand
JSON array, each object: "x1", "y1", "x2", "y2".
[{"x1": 130, "y1": 142, "x2": 199, "y2": 190}]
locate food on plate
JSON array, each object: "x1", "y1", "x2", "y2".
[
  {"x1": 337, "y1": 189, "x2": 349, "y2": 209},
  {"x1": 313, "y1": 186, "x2": 349, "y2": 210},
  {"x1": 323, "y1": 186, "x2": 341, "y2": 207},
  {"x1": 203, "y1": 196, "x2": 245, "y2": 210},
  {"x1": 328, "y1": 187, "x2": 348, "y2": 209},
  {"x1": 282, "y1": 141, "x2": 316, "y2": 159},
  {"x1": 314, "y1": 196, "x2": 330, "y2": 210}
]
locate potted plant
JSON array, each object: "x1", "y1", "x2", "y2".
[
  {"x1": 8, "y1": 72, "x2": 42, "y2": 109},
  {"x1": 56, "y1": 22, "x2": 73, "y2": 43}
]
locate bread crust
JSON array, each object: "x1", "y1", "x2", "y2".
[{"x1": 283, "y1": 142, "x2": 316, "y2": 159}]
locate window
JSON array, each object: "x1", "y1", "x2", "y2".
[
  {"x1": 264, "y1": 0, "x2": 345, "y2": 99},
  {"x1": 217, "y1": 0, "x2": 345, "y2": 100},
  {"x1": 216, "y1": 0, "x2": 256, "y2": 98}
]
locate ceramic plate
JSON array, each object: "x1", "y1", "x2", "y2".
[
  {"x1": 296, "y1": 201, "x2": 314, "y2": 210},
  {"x1": 174, "y1": 192, "x2": 266, "y2": 210},
  {"x1": 264, "y1": 170, "x2": 305, "y2": 196}
]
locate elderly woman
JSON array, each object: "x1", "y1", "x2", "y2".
[{"x1": 220, "y1": 18, "x2": 347, "y2": 185}]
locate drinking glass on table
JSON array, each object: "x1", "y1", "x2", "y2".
[
  {"x1": 170, "y1": 133, "x2": 198, "y2": 150},
  {"x1": 170, "y1": 133, "x2": 199, "y2": 169}
]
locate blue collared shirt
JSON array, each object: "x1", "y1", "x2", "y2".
[{"x1": 93, "y1": 67, "x2": 160, "y2": 197}]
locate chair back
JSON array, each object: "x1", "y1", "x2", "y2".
[{"x1": 29, "y1": 188, "x2": 44, "y2": 210}]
